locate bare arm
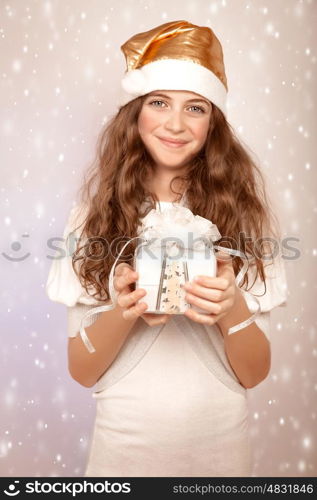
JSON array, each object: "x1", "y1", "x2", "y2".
[
  {"x1": 68, "y1": 264, "x2": 170, "y2": 388},
  {"x1": 183, "y1": 252, "x2": 271, "y2": 390},
  {"x1": 217, "y1": 288, "x2": 271, "y2": 389},
  {"x1": 68, "y1": 301, "x2": 139, "y2": 388}
]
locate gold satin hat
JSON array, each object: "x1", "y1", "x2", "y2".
[{"x1": 118, "y1": 20, "x2": 228, "y2": 116}]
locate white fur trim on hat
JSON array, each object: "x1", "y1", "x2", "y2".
[{"x1": 117, "y1": 58, "x2": 227, "y2": 116}]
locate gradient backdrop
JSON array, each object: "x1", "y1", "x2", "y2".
[{"x1": 1, "y1": 0, "x2": 316, "y2": 477}]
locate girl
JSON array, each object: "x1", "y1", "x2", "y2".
[{"x1": 46, "y1": 20, "x2": 288, "y2": 477}]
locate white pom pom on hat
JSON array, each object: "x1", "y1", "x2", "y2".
[{"x1": 121, "y1": 68, "x2": 147, "y2": 95}]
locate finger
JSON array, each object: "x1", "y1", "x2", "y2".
[
  {"x1": 114, "y1": 269, "x2": 138, "y2": 292},
  {"x1": 141, "y1": 313, "x2": 170, "y2": 326},
  {"x1": 185, "y1": 293, "x2": 222, "y2": 315},
  {"x1": 184, "y1": 298, "x2": 232, "y2": 325},
  {"x1": 215, "y1": 250, "x2": 234, "y2": 264},
  {"x1": 114, "y1": 262, "x2": 133, "y2": 277},
  {"x1": 114, "y1": 262, "x2": 134, "y2": 277},
  {"x1": 191, "y1": 275, "x2": 230, "y2": 291},
  {"x1": 183, "y1": 281, "x2": 229, "y2": 302},
  {"x1": 143, "y1": 313, "x2": 170, "y2": 322},
  {"x1": 117, "y1": 288, "x2": 146, "y2": 309},
  {"x1": 184, "y1": 307, "x2": 218, "y2": 326},
  {"x1": 122, "y1": 301, "x2": 148, "y2": 321},
  {"x1": 113, "y1": 263, "x2": 132, "y2": 290}
]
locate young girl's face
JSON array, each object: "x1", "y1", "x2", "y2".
[{"x1": 138, "y1": 90, "x2": 212, "y2": 169}]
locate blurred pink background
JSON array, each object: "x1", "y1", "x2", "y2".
[{"x1": 1, "y1": 0, "x2": 316, "y2": 477}]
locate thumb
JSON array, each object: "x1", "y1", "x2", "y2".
[
  {"x1": 115, "y1": 261, "x2": 134, "y2": 277},
  {"x1": 215, "y1": 250, "x2": 235, "y2": 279},
  {"x1": 215, "y1": 249, "x2": 233, "y2": 265}
]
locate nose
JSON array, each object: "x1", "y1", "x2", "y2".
[{"x1": 164, "y1": 110, "x2": 185, "y2": 132}]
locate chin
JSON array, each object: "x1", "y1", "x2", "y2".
[
  {"x1": 151, "y1": 149, "x2": 192, "y2": 164},
  {"x1": 155, "y1": 158, "x2": 189, "y2": 169}
]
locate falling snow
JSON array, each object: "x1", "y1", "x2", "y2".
[{"x1": 1, "y1": 0, "x2": 315, "y2": 478}]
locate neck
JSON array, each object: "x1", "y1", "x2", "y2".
[{"x1": 146, "y1": 167, "x2": 187, "y2": 203}]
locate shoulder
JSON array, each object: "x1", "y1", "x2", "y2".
[
  {"x1": 241, "y1": 255, "x2": 288, "y2": 313},
  {"x1": 46, "y1": 201, "x2": 102, "y2": 307},
  {"x1": 63, "y1": 202, "x2": 90, "y2": 238}
]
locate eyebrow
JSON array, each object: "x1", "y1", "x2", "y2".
[{"x1": 147, "y1": 92, "x2": 211, "y2": 107}]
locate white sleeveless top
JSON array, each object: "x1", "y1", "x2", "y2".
[{"x1": 45, "y1": 200, "x2": 288, "y2": 396}]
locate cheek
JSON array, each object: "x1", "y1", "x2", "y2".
[
  {"x1": 138, "y1": 110, "x2": 159, "y2": 134},
  {"x1": 192, "y1": 120, "x2": 210, "y2": 143}
]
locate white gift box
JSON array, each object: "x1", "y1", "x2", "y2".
[
  {"x1": 134, "y1": 244, "x2": 217, "y2": 314},
  {"x1": 133, "y1": 205, "x2": 221, "y2": 315}
]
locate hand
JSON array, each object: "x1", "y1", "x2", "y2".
[
  {"x1": 183, "y1": 250, "x2": 238, "y2": 326},
  {"x1": 113, "y1": 262, "x2": 171, "y2": 327}
]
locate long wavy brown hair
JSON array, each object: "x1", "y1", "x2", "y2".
[{"x1": 71, "y1": 95, "x2": 280, "y2": 302}]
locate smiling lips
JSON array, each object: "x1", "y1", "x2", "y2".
[{"x1": 158, "y1": 136, "x2": 189, "y2": 148}]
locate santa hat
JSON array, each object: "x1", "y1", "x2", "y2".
[{"x1": 118, "y1": 20, "x2": 228, "y2": 116}]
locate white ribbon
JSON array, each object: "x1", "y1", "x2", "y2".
[{"x1": 79, "y1": 207, "x2": 261, "y2": 353}]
